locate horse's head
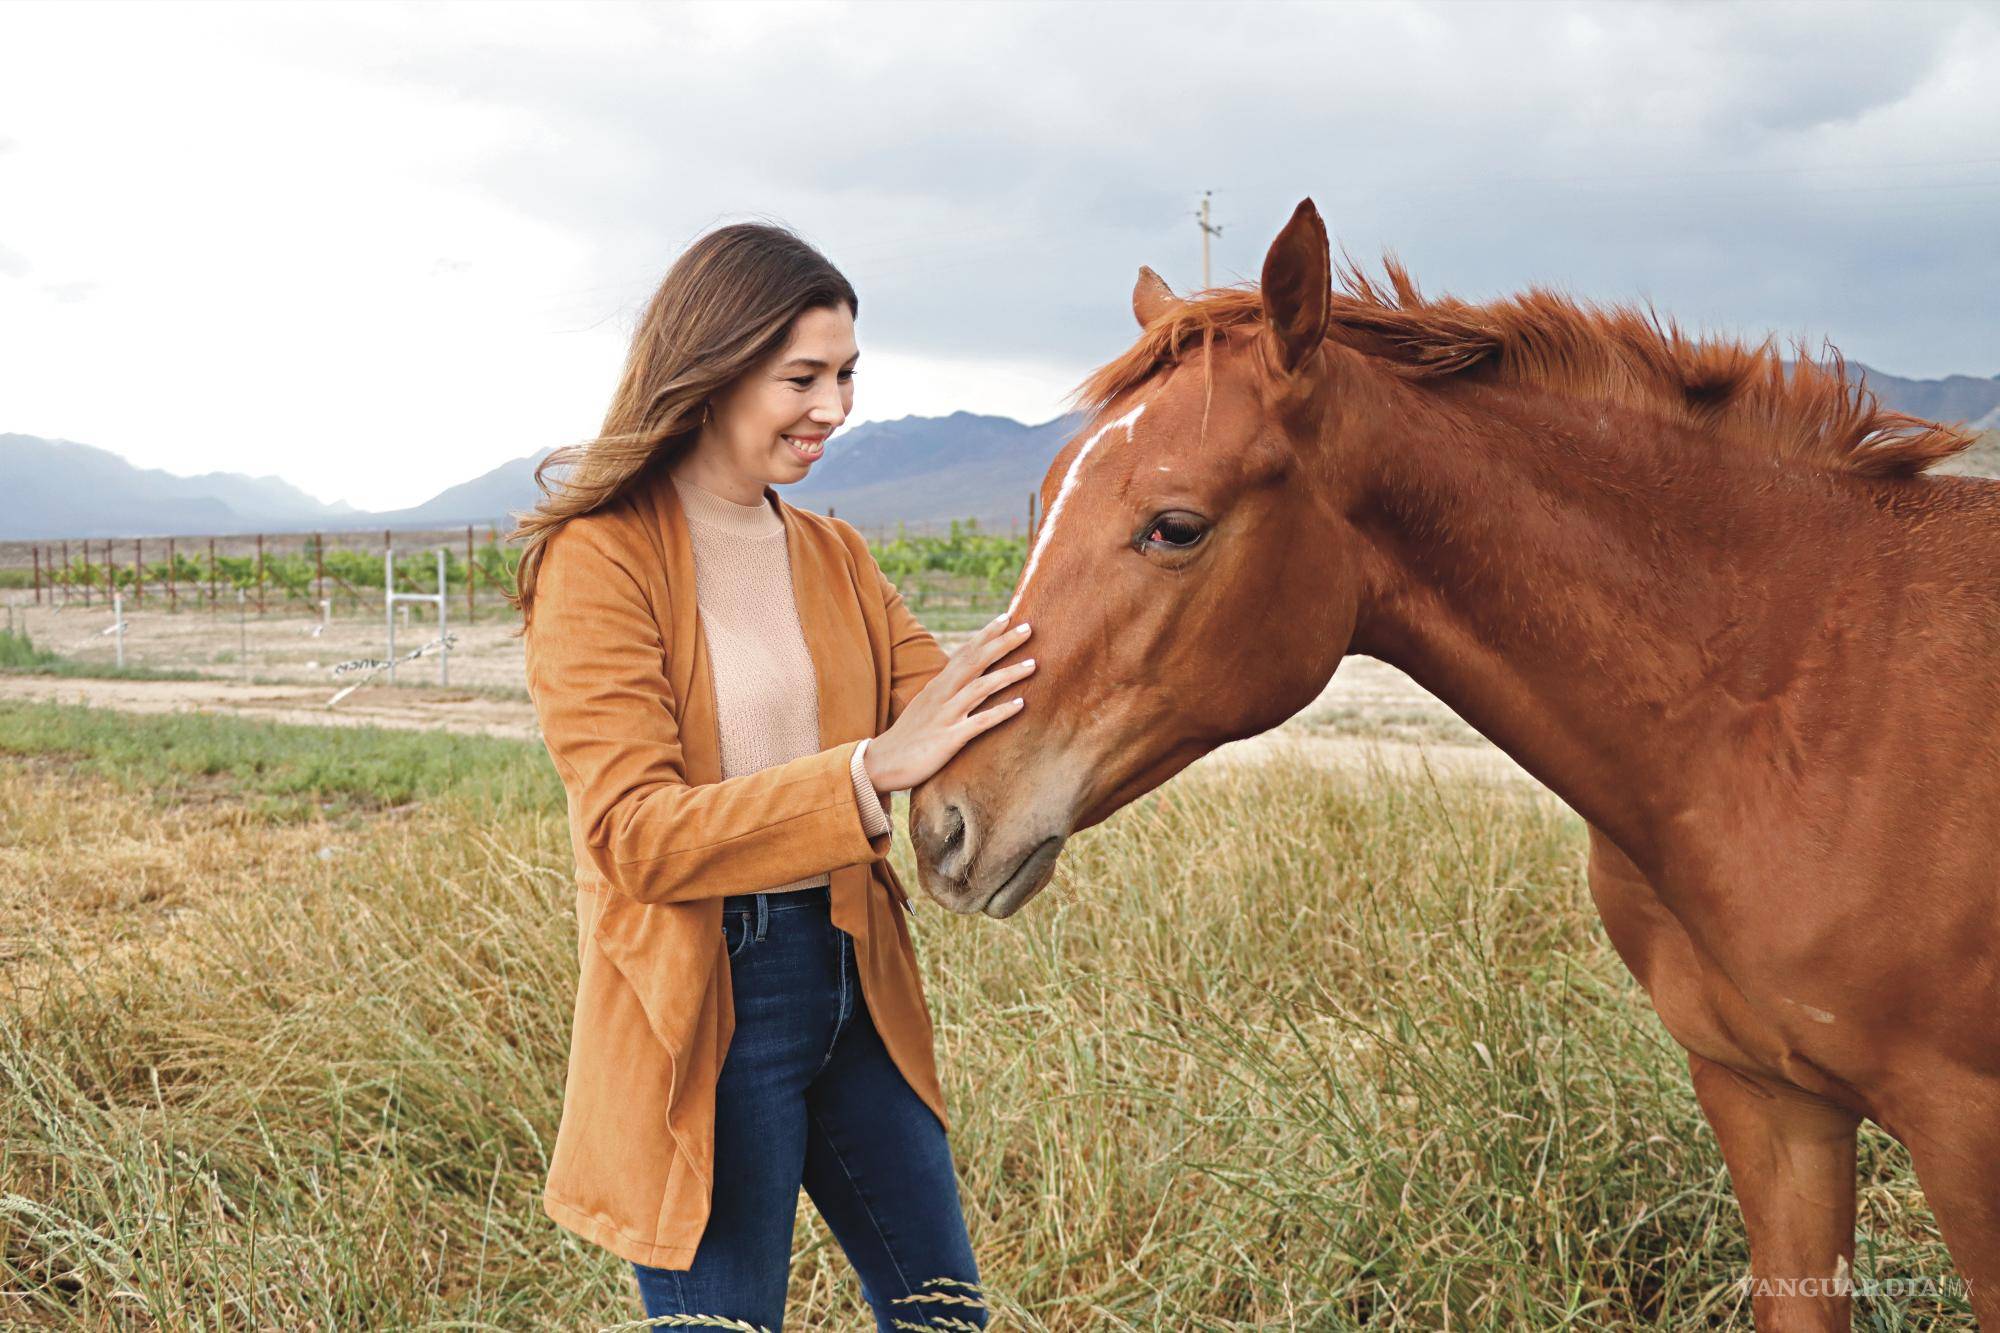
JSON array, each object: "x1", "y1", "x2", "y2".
[{"x1": 912, "y1": 199, "x2": 1361, "y2": 917}]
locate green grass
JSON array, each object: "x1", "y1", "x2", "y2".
[
  {"x1": 0, "y1": 627, "x2": 205, "y2": 682},
  {"x1": 0, "y1": 708, "x2": 1964, "y2": 1329},
  {"x1": 0, "y1": 700, "x2": 560, "y2": 817},
  {"x1": 0, "y1": 626, "x2": 60, "y2": 670}
]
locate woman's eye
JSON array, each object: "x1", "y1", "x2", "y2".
[{"x1": 787, "y1": 376, "x2": 814, "y2": 388}]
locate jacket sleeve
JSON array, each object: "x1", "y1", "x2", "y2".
[
  {"x1": 525, "y1": 518, "x2": 890, "y2": 904},
  {"x1": 869, "y1": 553, "x2": 949, "y2": 728}
]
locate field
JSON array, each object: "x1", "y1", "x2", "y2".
[
  {"x1": 0, "y1": 586, "x2": 1533, "y2": 774},
  {"x1": 0, "y1": 700, "x2": 1967, "y2": 1331},
  {"x1": 0, "y1": 523, "x2": 1043, "y2": 736}
]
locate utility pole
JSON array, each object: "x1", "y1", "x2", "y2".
[{"x1": 1196, "y1": 190, "x2": 1223, "y2": 290}]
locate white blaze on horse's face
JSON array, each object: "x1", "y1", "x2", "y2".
[
  {"x1": 913, "y1": 342, "x2": 1351, "y2": 921},
  {"x1": 1006, "y1": 402, "x2": 1147, "y2": 622}
]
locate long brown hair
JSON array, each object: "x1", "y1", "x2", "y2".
[{"x1": 510, "y1": 223, "x2": 857, "y2": 621}]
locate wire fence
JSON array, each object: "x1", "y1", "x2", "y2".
[
  {"x1": 0, "y1": 497, "x2": 1044, "y2": 627},
  {"x1": 0, "y1": 508, "x2": 1041, "y2": 698},
  {"x1": 0, "y1": 524, "x2": 518, "y2": 622}
]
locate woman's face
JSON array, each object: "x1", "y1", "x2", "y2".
[{"x1": 699, "y1": 303, "x2": 858, "y2": 494}]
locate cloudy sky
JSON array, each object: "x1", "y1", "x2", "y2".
[{"x1": 3, "y1": 0, "x2": 1995, "y2": 510}]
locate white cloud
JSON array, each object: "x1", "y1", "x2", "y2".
[{"x1": 2, "y1": 0, "x2": 1996, "y2": 510}]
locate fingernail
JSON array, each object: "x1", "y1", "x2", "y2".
[
  {"x1": 1022, "y1": 658, "x2": 1035, "y2": 669},
  {"x1": 1015, "y1": 623, "x2": 1031, "y2": 634}
]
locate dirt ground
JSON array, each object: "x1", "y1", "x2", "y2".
[
  {"x1": 0, "y1": 598, "x2": 1532, "y2": 784},
  {"x1": 5, "y1": 598, "x2": 529, "y2": 691}
]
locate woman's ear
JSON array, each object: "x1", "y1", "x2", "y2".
[{"x1": 1260, "y1": 199, "x2": 1331, "y2": 374}]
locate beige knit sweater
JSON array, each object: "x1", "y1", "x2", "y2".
[{"x1": 672, "y1": 472, "x2": 891, "y2": 894}]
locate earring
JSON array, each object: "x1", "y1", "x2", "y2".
[{"x1": 701, "y1": 403, "x2": 712, "y2": 425}]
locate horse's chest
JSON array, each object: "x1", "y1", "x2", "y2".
[
  {"x1": 1587, "y1": 840, "x2": 1867, "y2": 1106},
  {"x1": 1593, "y1": 881, "x2": 1759, "y2": 1063}
]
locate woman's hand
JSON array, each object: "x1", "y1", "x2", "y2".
[{"x1": 863, "y1": 612, "x2": 1035, "y2": 794}]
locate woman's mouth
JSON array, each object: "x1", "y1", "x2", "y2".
[{"x1": 782, "y1": 434, "x2": 825, "y2": 463}]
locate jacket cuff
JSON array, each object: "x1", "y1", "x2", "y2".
[{"x1": 850, "y1": 737, "x2": 892, "y2": 839}]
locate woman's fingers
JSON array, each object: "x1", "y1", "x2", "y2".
[
  {"x1": 956, "y1": 696, "x2": 1025, "y2": 738},
  {"x1": 962, "y1": 622, "x2": 1031, "y2": 684},
  {"x1": 951, "y1": 656, "x2": 1035, "y2": 713},
  {"x1": 985, "y1": 621, "x2": 1033, "y2": 664},
  {"x1": 933, "y1": 614, "x2": 1013, "y2": 693},
  {"x1": 936, "y1": 618, "x2": 1032, "y2": 701}
]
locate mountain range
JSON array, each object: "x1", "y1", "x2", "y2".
[
  {"x1": 6, "y1": 362, "x2": 1997, "y2": 541},
  {"x1": 0, "y1": 411, "x2": 1083, "y2": 540}
]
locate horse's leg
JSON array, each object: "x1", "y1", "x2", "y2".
[
  {"x1": 1689, "y1": 1054, "x2": 1862, "y2": 1332},
  {"x1": 1900, "y1": 1106, "x2": 2000, "y2": 1326},
  {"x1": 1585, "y1": 829, "x2": 1860, "y2": 1331}
]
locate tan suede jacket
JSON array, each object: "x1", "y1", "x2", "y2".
[{"x1": 523, "y1": 468, "x2": 949, "y2": 1269}]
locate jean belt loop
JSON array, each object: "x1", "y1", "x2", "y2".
[{"x1": 754, "y1": 892, "x2": 769, "y2": 943}]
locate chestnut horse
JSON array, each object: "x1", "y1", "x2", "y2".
[{"x1": 911, "y1": 200, "x2": 1999, "y2": 1329}]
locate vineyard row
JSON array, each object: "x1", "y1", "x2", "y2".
[{"x1": 9, "y1": 519, "x2": 1034, "y2": 618}]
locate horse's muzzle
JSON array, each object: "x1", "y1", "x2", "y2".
[{"x1": 911, "y1": 792, "x2": 1067, "y2": 918}]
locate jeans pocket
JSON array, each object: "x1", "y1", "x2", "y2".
[{"x1": 722, "y1": 907, "x2": 755, "y2": 960}]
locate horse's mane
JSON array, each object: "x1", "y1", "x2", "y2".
[{"x1": 1078, "y1": 260, "x2": 1975, "y2": 479}]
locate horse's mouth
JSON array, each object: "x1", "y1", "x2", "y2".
[{"x1": 978, "y1": 835, "x2": 1065, "y2": 919}]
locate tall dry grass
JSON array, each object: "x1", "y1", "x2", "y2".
[{"x1": 0, "y1": 707, "x2": 1960, "y2": 1329}]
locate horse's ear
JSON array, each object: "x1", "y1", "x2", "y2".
[
  {"x1": 1132, "y1": 266, "x2": 1181, "y2": 328},
  {"x1": 1260, "y1": 198, "x2": 1331, "y2": 374}
]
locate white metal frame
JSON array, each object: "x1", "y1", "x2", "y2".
[
  {"x1": 104, "y1": 592, "x2": 127, "y2": 667},
  {"x1": 384, "y1": 546, "x2": 449, "y2": 686}
]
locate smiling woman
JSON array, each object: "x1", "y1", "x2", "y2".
[
  {"x1": 509, "y1": 226, "x2": 862, "y2": 608},
  {"x1": 509, "y1": 222, "x2": 1032, "y2": 1330},
  {"x1": 675, "y1": 303, "x2": 858, "y2": 494}
]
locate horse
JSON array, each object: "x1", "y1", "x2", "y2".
[{"x1": 908, "y1": 199, "x2": 2000, "y2": 1330}]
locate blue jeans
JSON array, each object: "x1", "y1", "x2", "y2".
[{"x1": 631, "y1": 885, "x2": 986, "y2": 1332}]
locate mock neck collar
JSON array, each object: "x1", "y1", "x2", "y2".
[{"x1": 671, "y1": 472, "x2": 784, "y2": 538}]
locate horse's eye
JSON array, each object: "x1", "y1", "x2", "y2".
[{"x1": 1144, "y1": 513, "x2": 1207, "y2": 549}]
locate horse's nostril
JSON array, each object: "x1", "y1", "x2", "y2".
[
  {"x1": 915, "y1": 799, "x2": 974, "y2": 883},
  {"x1": 939, "y1": 803, "x2": 967, "y2": 866}
]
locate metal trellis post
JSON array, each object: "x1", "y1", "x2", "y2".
[{"x1": 383, "y1": 543, "x2": 450, "y2": 687}]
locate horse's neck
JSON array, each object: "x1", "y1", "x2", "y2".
[{"x1": 1342, "y1": 393, "x2": 1885, "y2": 867}]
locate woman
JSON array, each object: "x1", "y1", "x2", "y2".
[{"x1": 514, "y1": 223, "x2": 1032, "y2": 1329}]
